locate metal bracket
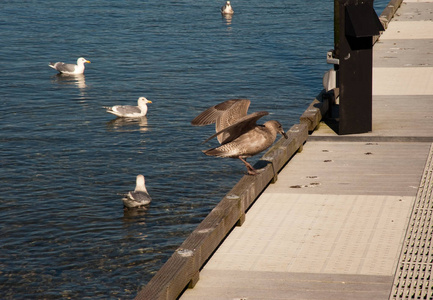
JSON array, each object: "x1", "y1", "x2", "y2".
[{"x1": 326, "y1": 50, "x2": 339, "y2": 65}]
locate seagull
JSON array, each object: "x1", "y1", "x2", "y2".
[
  {"x1": 48, "y1": 57, "x2": 91, "y2": 75},
  {"x1": 104, "y1": 97, "x2": 152, "y2": 118},
  {"x1": 221, "y1": 1, "x2": 234, "y2": 15},
  {"x1": 122, "y1": 175, "x2": 152, "y2": 209},
  {"x1": 191, "y1": 99, "x2": 288, "y2": 175}
]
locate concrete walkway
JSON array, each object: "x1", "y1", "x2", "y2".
[{"x1": 180, "y1": 1, "x2": 433, "y2": 299}]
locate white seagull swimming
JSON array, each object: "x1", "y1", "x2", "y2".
[
  {"x1": 104, "y1": 97, "x2": 152, "y2": 118},
  {"x1": 122, "y1": 175, "x2": 152, "y2": 209},
  {"x1": 221, "y1": 1, "x2": 234, "y2": 15},
  {"x1": 49, "y1": 57, "x2": 91, "y2": 75}
]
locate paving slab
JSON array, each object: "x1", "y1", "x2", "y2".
[
  {"x1": 181, "y1": 271, "x2": 392, "y2": 300},
  {"x1": 393, "y1": 3, "x2": 433, "y2": 21},
  {"x1": 373, "y1": 68, "x2": 433, "y2": 95},
  {"x1": 405, "y1": 0, "x2": 433, "y2": 3},
  {"x1": 205, "y1": 193, "x2": 413, "y2": 275},
  {"x1": 374, "y1": 39, "x2": 433, "y2": 68},
  {"x1": 259, "y1": 141, "x2": 430, "y2": 197},
  {"x1": 380, "y1": 21, "x2": 433, "y2": 39},
  {"x1": 371, "y1": 96, "x2": 433, "y2": 137}
]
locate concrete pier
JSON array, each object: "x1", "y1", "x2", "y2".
[{"x1": 178, "y1": 1, "x2": 433, "y2": 299}]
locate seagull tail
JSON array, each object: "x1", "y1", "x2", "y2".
[
  {"x1": 119, "y1": 193, "x2": 130, "y2": 201},
  {"x1": 103, "y1": 106, "x2": 115, "y2": 113},
  {"x1": 203, "y1": 148, "x2": 227, "y2": 158}
]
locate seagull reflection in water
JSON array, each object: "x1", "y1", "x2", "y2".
[
  {"x1": 222, "y1": 13, "x2": 233, "y2": 26},
  {"x1": 122, "y1": 206, "x2": 148, "y2": 220},
  {"x1": 52, "y1": 73, "x2": 87, "y2": 90},
  {"x1": 106, "y1": 116, "x2": 149, "y2": 133}
]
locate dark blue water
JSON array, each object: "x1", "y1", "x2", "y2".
[{"x1": 0, "y1": 0, "x2": 388, "y2": 298}]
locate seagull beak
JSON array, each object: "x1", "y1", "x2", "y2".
[
  {"x1": 282, "y1": 131, "x2": 288, "y2": 139},
  {"x1": 86, "y1": 60, "x2": 91, "y2": 64},
  {"x1": 147, "y1": 100, "x2": 152, "y2": 103}
]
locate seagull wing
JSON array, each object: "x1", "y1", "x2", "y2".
[
  {"x1": 192, "y1": 99, "x2": 251, "y2": 143},
  {"x1": 52, "y1": 62, "x2": 76, "y2": 73},
  {"x1": 123, "y1": 191, "x2": 151, "y2": 208},
  {"x1": 203, "y1": 111, "x2": 269, "y2": 145},
  {"x1": 113, "y1": 105, "x2": 141, "y2": 115},
  {"x1": 191, "y1": 99, "x2": 250, "y2": 126},
  {"x1": 129, "y1": 191, "x2": 151, "y2": 203}
]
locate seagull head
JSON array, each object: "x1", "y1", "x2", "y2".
[
  {"x1": 138, "y1": 97, "x2": 152, "y2": 105},
  {"x1": 77, "y1": 57, "x2": 91, "y2": 65}
]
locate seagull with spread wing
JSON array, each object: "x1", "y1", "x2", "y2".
[{"x1": 191, "y1": 99, "x2": 288, "y2": 175}]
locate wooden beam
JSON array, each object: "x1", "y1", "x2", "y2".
[
  {"x1": 379, "y1": 0, "x2": 403, "y2": 30},
  {"x1": 300, "y1": 90, "x2": 330, "y2": 132}
]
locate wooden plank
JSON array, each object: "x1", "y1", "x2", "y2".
[
  {"x1": 379, "y1": 0, "x2": 403, "y2": 30},
  {"x1": 300, "y1": 90, "x2": 330, "y2": 132},
  {"x1": 134, "y1": 123, "x2": 309, "y2": 300}
]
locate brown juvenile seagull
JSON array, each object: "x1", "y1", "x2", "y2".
[{"x1": 191, "y1": 99, "x2": 288, "y2": 175}]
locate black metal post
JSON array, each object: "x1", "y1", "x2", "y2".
[{"x1": 335, "y1": 0, "x2": 383, "y2": 135}]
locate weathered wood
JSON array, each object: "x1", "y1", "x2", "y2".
[
  {"x1": 236, "y1": 213, "x2": 246, "y2": 226},
  {"x1": 379, "y1": 0, "x2": 403, "y2": 30},
  {"x1": 134, "y1": 123, "x2": 308, "y2": 300},
  {"x1": 372, "y1": 0, "x2": 403, "y2": 44},
  {"x1": 188, "y1": 271, "x2": 199, "y2": 289},
  {"x1": 373, "y1": 0, "x2": 403, "y2": 44},
  {"x1": 300, "y1": 90, "x2": 330, "y2": 132}
]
